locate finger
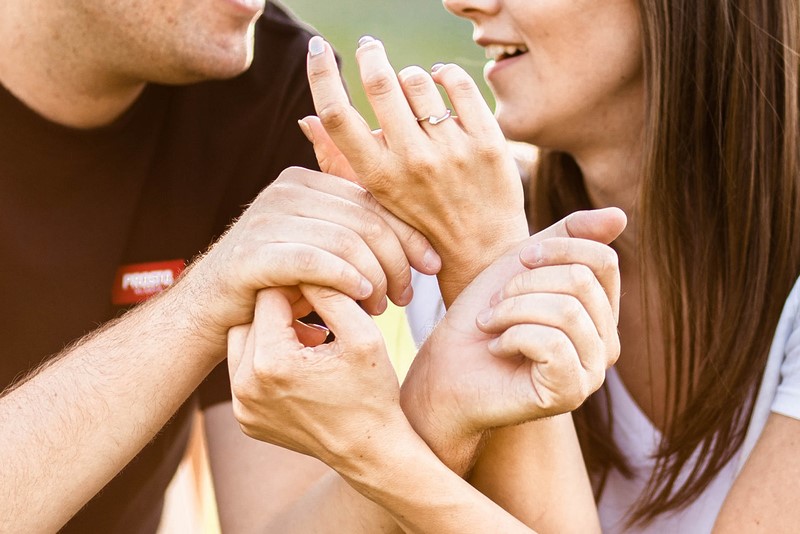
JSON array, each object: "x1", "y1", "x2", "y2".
[
  {"x1": 396, "y1": 66, "x2": 458, "y2": 135},
  {"x1": 249, "y1": 288, "x2": 304, "y2": 357},
  {"x1": 481, "y1": 292, "x2": 604, "y2": 376},
  {"x1": 289, "y1": 170, "x2": 442, "y2": 277},
  {"x1": 533, "y1": 207, "x2": 627, "y2": 245},
  {"x1": 227, "y1": 323, "x2": 251, "y2": 381},
  {"x1": 299, "y1": 284, "x2": 385, "y2": 361},
  {"x1": 293, "y1": 321, "x2": 330, "y2": 347},
  {"x1": 431, "y1": 63, "x2": 500, "y2": 138},
  {"x1": 478, "y1": 263, "x2": 616, "y2": 348},
  {"x1": 298, "y1": 116, "x2": 361, "y2": 183},
  {"x1": 251, "y1": 242, "x2": 372, "y2": 303},
  {"x1": 261, "y1": 216, "x2": 389, "y2": 314},
  {"x1": 519, "y1": 238, "x2": 621, "y2": 323},
  {"x1": 355, "y1": 37, "x2": 422, "y2": 145},
  {"x1": 306, "y1": 36, "x2": 384, "y2": 177},
  {"x1": 488, "y1": 324, "x2": 591, "y2": 412}
]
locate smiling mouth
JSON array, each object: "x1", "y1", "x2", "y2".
[{"x1": 484, "y1": 44, "x2": 529, "y2": 62}]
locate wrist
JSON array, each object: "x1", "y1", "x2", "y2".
[
  {"x1": 141, "y1": 271, "x2": 229, "y2": 368},
  {"x1": 434, "y1": 214, "x2": 529, "y2": 305},
  {"x1": 399, "y1": 343, "x2": 484, "y2": 476}
]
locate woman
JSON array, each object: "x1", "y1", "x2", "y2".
[{"x1": 298, "y1": 0, "x2": 800, "y2": 531}]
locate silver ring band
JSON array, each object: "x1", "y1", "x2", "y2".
[{"x1": 416, "y1": 109, "x2": 452, "y2": 125}]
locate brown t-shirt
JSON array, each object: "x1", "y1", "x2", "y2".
[{"x1": 0, "y1": 4, "x2": 320, "y2": 532}]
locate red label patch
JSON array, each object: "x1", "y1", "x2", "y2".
[{"x1": 112, "y1": 259, "x2": 186, "y2": 306}]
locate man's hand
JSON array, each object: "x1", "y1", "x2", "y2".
[
  {"x1": 178, "y1": 167, "x2": 440, "y2": 351},
  {"x1": 304, "y1": 36, "x2": 529, "y2": 303},
  {"x1": 400, "y1": 208, "x2": 626, "y2": 474}
]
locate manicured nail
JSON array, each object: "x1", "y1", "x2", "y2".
[
  {"x1": 476, "y1": 308, "x2": 493, "y2": 325},
  {"x1": 431, "y1": 63, "x2": 445, "y2": 73},
  {"x1": 359, "y1": 278, "x2": 373, "y2": 299},
  {"x1": 520, "y1": 243, "x2": 544, "y2": 265},
  {"x1": 309, "y1": 35, "x2": 326, "y2": 56},
  {"x1": 423, "y1": 248, "x2": 442, "y2": 272},
  {"x1": 487, "y1": 337, "x2": 500, "y2": 352},
  {"x1": 297, "y1": 119, "x2": 314, "y2": 144},
  {"x1": 358, "y1": 35, "x2": 377, "y2": 48},
  {"x1": 376, "y1": 296, "x2": 388, "y2": 315}
]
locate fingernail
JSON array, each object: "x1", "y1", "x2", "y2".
[
  {"x1": 376, "y1": 296, "x2": 388, "y2": 314},
  {"x1": 487, "y1": 337, "x2": 500, "y2": 352},
  {"x1": 476, "y1": 308, "x2": 493, "y2": 325},
  {"x1": 358, "y1": 35, "x2": 377, "y2": 48},
  {"x1": 431, "y1": 63, "x2": 445, "y2": 73},
  {"x1": 520, "y1": 243, "x2": 544, "y2": 265},
  {"x1": 307, "y1": 323, "x2": 331, "y2": 340},
  {"x1": 309, "y1": 35, "x2": 326, "y2": 56},
  {"x1": 423, "y1": 248, "x2": 442, "y2": 272},
  {"x1": 399, "y1": 284, "x2": 414, "y2": 305},
  {"x1": 489, "y1": 290, "x2": 502, "y2": 307},
  {"x1": 359, "y1": 278, "x2": 373, "y2": 299},
  {"x1": 297, "y1": 119, "x2": 314, "y2": 143}
]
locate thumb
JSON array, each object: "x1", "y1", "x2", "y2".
[
  {"x1": 535, "y1": 207, "x2": 627, "y2": 245},
  {"x1": 299, "y1": 115, "x2": 361, "y2": 183}
]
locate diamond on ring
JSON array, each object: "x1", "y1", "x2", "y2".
[{"x1": 416, "y1": 109, "x2": 452, "y2": 125}]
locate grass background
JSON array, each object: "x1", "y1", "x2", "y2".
[{"x1": 278, "y1": 0, "x2": 494, "y2": 127}]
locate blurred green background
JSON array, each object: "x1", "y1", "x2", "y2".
[{"x1": 279, "y1": 0, "x2": 494, "y2": 127}]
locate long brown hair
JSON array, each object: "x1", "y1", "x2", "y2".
[{"x1": 531, "y1": 0, "x2": 800, "y2": 524}]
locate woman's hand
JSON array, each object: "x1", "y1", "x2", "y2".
[
  {"x1": 228, "y1": 286, "x2": 409, "y2": 473},
  {"x1": 304, "y1": 36, "x2": 530, "y2": 303},
  {"x1": 400, "y1": 208, "x2": 626, "y2": 474}
]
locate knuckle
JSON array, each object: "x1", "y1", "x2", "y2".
[
  {"x1": 547, "y1": 330, "x2": 572, "y2": 356},
  {"x1": 356, "y1": 212, "x2": 387, "y2": 243},
  {"x1": 362, "y1": 70, "x2": 395, "y2": 98},
  {"x1": 307, "y1": 62, "x2": 333, "y2": 87},
  {"x1": 449, "y1": 73, "x2": 476, "y2": 96},
  {"x1": 317, "y1": 102, "x2": 351, "y2": 133},
  {"x1": 406, "y1": 152, "x2": 438, "y2": 176},
  {"x1": 399, "y1": 67, "x2": 432, "y2": 96},
  {"x1": 561, "y1": 296, "x2": 584, "y2": 325},
  {"x1": 599, "y1": 246, "x2": 619, "y2": 275},
  {"x1": 504, "y1": 271, "x2": 530, "y2": 298},
  {"x1": 569, "y1": 263, "x2": 596, "y2": 292}
]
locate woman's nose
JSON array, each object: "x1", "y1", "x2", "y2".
[{"x1": 442, "y1": 0, "x2": 500, "y2": 20}]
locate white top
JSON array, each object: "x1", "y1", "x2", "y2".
[{"x1": 408, "y1": 273, "x2": 800, "y2": 532}]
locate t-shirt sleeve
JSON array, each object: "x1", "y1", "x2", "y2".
[{"x1": 771, "y1": 278, "x2": 800, "y2": 419}]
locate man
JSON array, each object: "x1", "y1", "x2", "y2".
[{"x1": 0, "y1": 1, "x2": 440, "y2": 531}]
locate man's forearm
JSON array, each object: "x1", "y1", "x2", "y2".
[{"x1": 0, "y1": 280, "x2": 223, "y2": 533}]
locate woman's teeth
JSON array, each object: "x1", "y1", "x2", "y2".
[{"x1": 485, "y1": 44, "x2": 529, "y2": 62}]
